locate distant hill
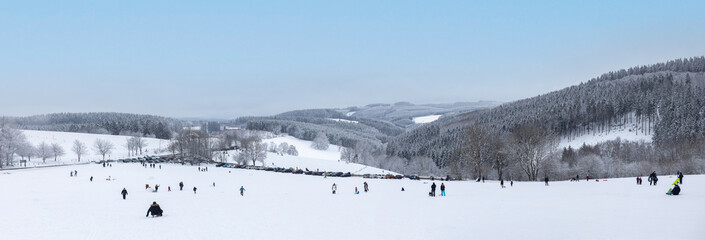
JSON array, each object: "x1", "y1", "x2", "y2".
[
  {"x1": 231, "y1": 101, "x2": 497, "y2": 151},
  {"x1": 4, "y1": 112, "x2": 186, "y2": 139},
  {"x1": 336, "y1": 101, "x2": 498, "y2": 128}
]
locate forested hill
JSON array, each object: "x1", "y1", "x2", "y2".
[
  {"x1": 235, "y1": 101, "x2": 497, "y2": 153},
  {"x1": 4, "y1": 112, "x2": 185, "y2": 139},
  {"x1": 387, "y1": 56, "x2": 705, "y2": 167}
]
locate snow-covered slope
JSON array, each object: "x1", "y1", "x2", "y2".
[
  {"x1": 262, "y1": 135, "x2": 390, "y2": 174},
  {"x1": 560, "y1": 128, "x2": 652, "y2": 149},
  {"x1": 1, "y1": 164, "x2": 703, "y2": 240},
  {"x1": 22, "y1": 130, "x2": 169, "y2": 163},
  {"x1": 412, "y1": 114, "x2": 441, "y2": 124}
]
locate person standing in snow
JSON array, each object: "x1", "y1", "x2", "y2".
[
  {"x1": 649, "y1": 172, "x2": 658, "y2": 186},
  {"x1": 193, "y1": 186, "x2": 197, "y2": 194},
  {"x1": 90, "y1": 176, "x2": 93, "y2": 182},
  {"x1": 500, "y1": 179, "x2": 505, "y2": 188},
  {"x1": 239, "y1": 186, "x2": 246, "y2": 196},
  {"x1": 431, "y1": 182, "x2": 437, "y2": 197},
  {"x1": 121, "y1": 188, "x2": 128, "y2": 200},
  {"x1": 363, "y1": 182, "x2": 369, "y2": 192},
  {"x1": 544, "y1": 177, "x2": 549, "y2": 186},
  {"x1": 678, "y1": 172, "x2": 684, "y2": 184},
  {"x1": 168, "y1": 186, "x2": 171, "y2": 192},
  {"x1": 70, "y1": 171, "x2": 73, "y2": 177},
  {"x1": 332, "y1": 183, "x2": 337, "y2": 194},
  {"x1": 146, "y1": 202, "x2": 163, "y2": 217},
  {"x1": 179, "y1": 181, "x2": 184, "y2": 191},
  {"x1": 440, "y1": 183, "x2": 446, "y2": 196}
]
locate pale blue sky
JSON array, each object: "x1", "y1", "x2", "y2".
[{"x1": 2, "y1": 1, "x2": 704, "y2": 118}]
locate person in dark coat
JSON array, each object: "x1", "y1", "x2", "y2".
[
  {"x1": 650, "y1": 172, "x2": 658, "y2": 186},
  {"x1": 363, "y1": 182, "x2": 369, "y2": 192},
  {"x1": 179, "y1": 181, "x2": 184, "y2": 191},
  {"x1": 648, "y1": 172, "x2": 657, "y2": 185},
  {"x1": 678, "y1": 172, "x2": 684, "y2": 184},
  {"x1": 239, "y1": 186, "x2": 246, "y2": 196},
  {"x1": 121, "y1": 188, "x2": 128, "y2": 200},
  {"x1": 90, "y1": 176, "x2": 93, "y2": 182},
  {"x1": 431, "y1": 182, "x2": 437, "y2": 197},
  {"x1": 500, "y1": 179, "x2": 505, "y2": 188},
  {"x1": 671, "y1": 184, "x2": 681, "y2": 195},
  {"x1": 440, "y1": 183, "x2": 446, "y2": 196},
  {"x1": 544, "y1": 177, "x2": 549, "y2": 186},
  {"x1": 146, "y1": 202, "x2": 163, "y2": 217},
  {"x1": 193, "y1": 186, "x2": 197, "y2": 194}
]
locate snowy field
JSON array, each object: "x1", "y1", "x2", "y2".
[
  {"x1": 1, "y1": 164, "x2": 703, "y2": 240},
  {"x1": 21, "y1": 130, "x2": 169, "y2": 163}
]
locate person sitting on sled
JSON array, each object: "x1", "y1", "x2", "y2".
[
  {"x1": 668, "y1": 184, "x2": 681, "y2": 196},
  {"x1": 146, "y1": 201, "x2": 163, "y2": 217}
]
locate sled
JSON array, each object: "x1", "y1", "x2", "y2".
[
  {"x1": 666, "y1": 188, "x2": 673, "y2": 195},
  {"x1": 672, "y1": 179, "x2": 680, "y2": 185}
]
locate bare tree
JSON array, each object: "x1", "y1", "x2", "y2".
[
  {"x1": 51, "y1": 143, "x2": 65, "y2": 161},
  {"x1": 16, "y1": 142, "x2": 36, "y2": 164},
  {"x1": 72, "y1": 140, "x2": 87, "y2": 162},
  {"x1": 311, "y1": 132, "x2": 329, "y2": 150},
  {"x1": 133, "y1": 136, "x2": 147, "y2": 155},
  {"x1": 37, "y1": 142, "x2": 52, "y2": 163},
  {"x1": 94, "y1": 139, "x2": 114, "y2": 160},
  {"x1": 1, "y1": 127, "x2": 27, "y2": 167},
  {"x1": 340, "y1": 147, "x2": 356, "y2": 163},
  {"x1": 459, "y1": 125, "x2": 492, "y2": 179},
  {"x1": 509, "y1": 123, "x2": 558, "y2": 181},
  {"x1": 237, "y1": 136, "x2": 267, "y2": 166}
]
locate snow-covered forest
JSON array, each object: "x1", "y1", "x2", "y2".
[
  {"x1": 386, "y1": 57, "x2": 705, "y2": 180},
  {"x1": 4, "y1": 112, "x2": 185, "y2": 139}
]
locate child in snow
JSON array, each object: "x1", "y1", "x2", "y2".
[
  {"x1": 240, "y1": 186, "x2": 246, "y2": 196},
  {"x1": 355, "y1": 187, "x2": 359, "y2": 194},
  {"x1": 193, "y1": 187, "x2": 197, "y2": 194},
  {"x1": 363, "y1": 182, "x2": 369, "y2": 192},
  {"x1": 332, "y1": 183, "x2": 337, "y2": 194},
  {"x1": 440, "y1": 183, "x2": 446, "y2": 196},
  {"x1": 121, "y1": 188, "x2": 128, "y2": 200}
]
